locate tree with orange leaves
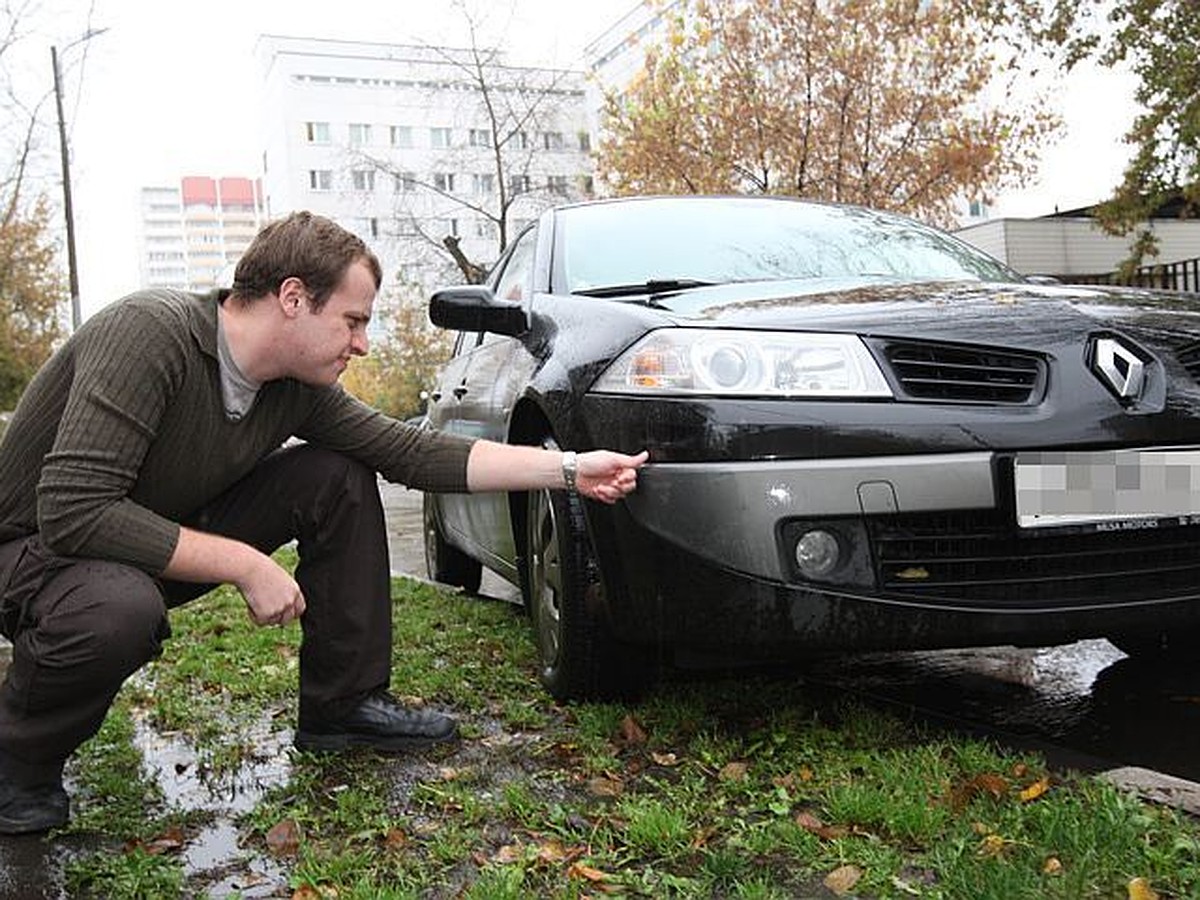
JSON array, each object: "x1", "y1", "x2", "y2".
[{"x1": 597, "y1": 0, "x2": 1060, "y2": 228}]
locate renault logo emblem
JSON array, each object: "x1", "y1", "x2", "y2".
[{"x1": 1092, "y1": 336, "x2": 1145, "y2": 400}]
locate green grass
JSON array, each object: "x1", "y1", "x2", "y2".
[{"x1": 55, "y1": 550, "x2": 1200, "y2": 898}]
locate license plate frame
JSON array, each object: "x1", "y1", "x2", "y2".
[{"x1": 1014, "y1": 448, "x2": 1200, "y2": 529}]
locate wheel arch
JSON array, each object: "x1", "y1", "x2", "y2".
[{"x1": 506, "y1": 396, "x2": 556, "y2": 602}]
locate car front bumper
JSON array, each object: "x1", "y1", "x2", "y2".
[
  {"x1": 624, "y1": 451, "x2": 996, "y2": 582},
  {"x1": 592, "y1": 450, "x2": 1200, "y2": 653}
]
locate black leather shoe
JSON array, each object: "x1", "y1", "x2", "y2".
[
  {"x1": 294, "y1": 691, "x2": 458, "y2": 753},
  {"x1": 0, "y1": 773, "x2": 69, "y2": 835}
]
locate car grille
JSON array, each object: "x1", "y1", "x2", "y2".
[
  {"x1": 880, "y1": 341, "x2": 1044, "y2": 404},
  {"x1": 869, "y1": 510, "x2": 1200, "y2": 607}
]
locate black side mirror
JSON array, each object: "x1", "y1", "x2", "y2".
[{"x1": 429, "y1": 286, "x2": 528, "y2": 336}]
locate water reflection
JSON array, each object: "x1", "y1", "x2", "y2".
[{"x1": 807, "y1": 639, "x2": 1200, "y2": 782}]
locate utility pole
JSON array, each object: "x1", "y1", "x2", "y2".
[
  {"x1": 51, "y1": 28, "x2": 108, "y2": 331},
  {"x1": 51, "y1": 45, "x2": 80, "y2": 331}
]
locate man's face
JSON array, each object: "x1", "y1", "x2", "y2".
[{"x1": 289, "y1": 259, "x2": 376, "y2": 386}]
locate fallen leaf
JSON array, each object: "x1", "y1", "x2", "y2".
[
  {"x1": 266, "y1": 819, "x2": 301, "y2": 857},
  {"x1": 1043, "y1": 857, "x2": 1063, "y2": 875},
  {"x1": 492, "y1": 844, "x2": 525, "y2": 864},
  {"x1": 719, "y1": 761, "x2": 749, "y2": 782},
  {"x1": 977, "y1": 834, "x2": 1012, "y2": 858},
  {"x1": 384, "y1": 828, "x2": 408, "y2": 851},
  {"x1": 824, "y1": 864, "x2": 863, "y2": 896},
  {"x1": 587, "y1": 776, "x2": 624, "y2": 797},
  {"x1": 948, "y1": 773, "x2": 1009, "y2": 810},
  {"x1": 141, "y1": 826, "x2": 185, "y2": 855},
  {"x1": 1019, "y1": 776, "x2": 1051, "y2": 802},
  {"x1": 567, "y1": 862, "x2": 610, "y2": 883},
  {"x1": 650, "y1": 751, "x2": 680, "y2": 767},
  {"x1": 1012, "y1": 762, "x2": 1029, "y2": 778},
  {"x1": 798, "y1": 765, "x2": 815, "y2": 782},
  {"x1": 1128, "y1": 877, "x2": 1160, "y2": 900},
  {"x1": 534, "y1": 839, "x2": 573, "y2": 864},
  {"x1": 795, "y1": 811, "x2": 848, "y2": 840},
  {"x1": 618, "y1": 715, "x2": 648, "y2": 745},
  {"x1": 971, "y1": 821, "x2": 991, "y2": 836}
]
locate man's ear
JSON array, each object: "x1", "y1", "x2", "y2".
[{"x1": 277, "y1": 277, "x2": 307, "y2": 316}]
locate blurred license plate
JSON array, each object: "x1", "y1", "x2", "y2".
[{"x1": 1014, "y1": 449, "x2": 1200, "y2": 529}]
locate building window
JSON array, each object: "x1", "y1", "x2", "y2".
[
  {"x1": 474, "y1": 218, "x2": 497, "y2": 239},
  {"x1": 968, "y1": 199, "x2": 989, "y2": 218},
  {"x1": 354, "y1": 217, "x2": 380, "y2": 239},
  {"x1": 541, "y1": 131, "x2": 564, "y2": 151},
  {"x1": 469, "y1": 128, "x2": 491, "y2": 148},
  {"x1": 390, "y1": 125, "x2": 413, "y2": 148},
  {"x1": 308, "y1": 169, "x2": 332, "y2": 191},
  {"x1": 578, "y1": 174, "x2": 595, "y2": 196},
  {"x1": 394, "y1": 172, "x2": 416, "y2": 193},
  {"x1": 509, "y1": 174, "x2": 531, "y2": 195},
  {"x1": 547, "y1": 175, "x2": 569, "y2": 196},
  {"x1": 305, "y1": 121, "x2": 330, "y2": 143},
  {"x1": 349, "y1": 123, "x2": 372, "y2": 146},
  {"x1": 433, "y1": 172, "x2": 456, "y2": 193},
  {"x1": 431, "y1": 127, "x2": 452, "y2": 149},
  {"x1": 516, "y1": 131, "x2": 530, "y2": 150},
  {"x1": 472, "y1": 173, "x2": 495, "y2": 194},
  {"x1": 351, "y1": 169, "x2": 376, "y2": 191},
  {"x1": 577, "y1": 131, "x2": 592, "y2": 152}
]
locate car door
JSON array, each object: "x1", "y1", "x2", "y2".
[{"x1": 432, "y1": 228, "x2": 538, "y2": 576}]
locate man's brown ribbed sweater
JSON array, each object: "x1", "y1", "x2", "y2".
[{"x1": 0, "y1": 288, "x2": 474, "y2": 574}]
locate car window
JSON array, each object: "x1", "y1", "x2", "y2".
[
  {"x1": 492, "y1": 228, "x2": 537, "y2": 303},
  {"x1": 556, "y1": 198, "x2": 1021, "y2": 294}
]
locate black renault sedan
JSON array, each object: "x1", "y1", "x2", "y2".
[{"x1": 422, "y1": 195, "x2": 1200, "y2": 700}]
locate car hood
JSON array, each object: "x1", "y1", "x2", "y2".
[{"x1": 652, "y1": 278, "x2": 1200, "y2": 346}]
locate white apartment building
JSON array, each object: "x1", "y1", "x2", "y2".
[
  {"x1": 254, "y1": 35, "x2": 596, "y2": 291},
  {"x1": 137, "y1": 176, "x2": 266, "y2": 292}
]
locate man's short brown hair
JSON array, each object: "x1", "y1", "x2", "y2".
[{"x1": 230, "y1": 211, "x2": 383, "y2": 309}]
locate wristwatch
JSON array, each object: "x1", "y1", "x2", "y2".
[{"x1": 561, "y1": 450, "x2": 578, "y2": 492}]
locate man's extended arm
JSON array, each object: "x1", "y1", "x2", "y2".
[{"x1": 465, "y1": 440, "x2": 648, "y2": 504}]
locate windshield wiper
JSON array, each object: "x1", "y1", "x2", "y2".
[{"x1": 573, "y1": 278, "x2": 717, "y2": 299}]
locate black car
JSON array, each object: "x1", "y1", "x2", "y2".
[{"x1": 422, "y1": 194, "x2": 1200, "y2": 700}]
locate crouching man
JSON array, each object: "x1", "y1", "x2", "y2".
[{"x1": 0, "y1": 211, "x2": 646, "y2": 834}]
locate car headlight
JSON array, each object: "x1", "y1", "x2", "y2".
[{"x1": 593, "y1": 329, "x2": 893, "y2": 397}]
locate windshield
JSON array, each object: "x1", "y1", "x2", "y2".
[{"x1": 556, "y1": 197, "x2": 1021, "y2": 295}]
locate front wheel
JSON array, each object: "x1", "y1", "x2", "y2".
[
  {"x1": 524, "y1": 448, "x2": 647, "y2": 701},
  {"x1": 423, "y1": 493, "x2": 482, "y2": 593}
]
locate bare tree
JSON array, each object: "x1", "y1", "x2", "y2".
[
  {"x1": 349, "y1": 8, "x2": 595, "y2": 284},
  {"x1": 0, "y1": 0, "x2": 79, "y2": 403}
]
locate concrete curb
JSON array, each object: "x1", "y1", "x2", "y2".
[{"x1": 1099, "y1": 767, "x2": 1200, "y2": 816}]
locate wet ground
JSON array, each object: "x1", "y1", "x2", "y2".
[{"x1": 2, "y1": 481, "x2": 1200, "y2": 896}]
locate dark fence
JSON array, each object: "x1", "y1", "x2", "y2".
[{"x1": 1057, "y1": 256, "x2": 1200, "y2": 293}]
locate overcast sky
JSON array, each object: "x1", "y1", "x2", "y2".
[{"x1": 21, "y1": 0, "x2": 1139, "y2": 320}]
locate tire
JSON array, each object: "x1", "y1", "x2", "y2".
[
  {"x1": 524, "y1": 444, "x2": 647, "y2": 701},
  {"x1": 423, "y1": 493, "x2": 482, "y2": 593}
]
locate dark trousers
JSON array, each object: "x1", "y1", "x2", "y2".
[{"x1": 0, "y1": 445, "x2": 391, "y2": 772}]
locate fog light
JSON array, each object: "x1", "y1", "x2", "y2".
[{"x1": 795, "y1": 529, "x2": 841, "y2": 578}]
